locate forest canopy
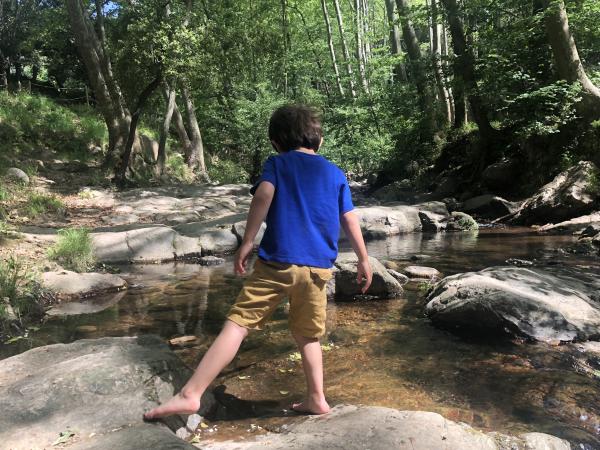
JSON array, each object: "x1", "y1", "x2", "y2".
[{"x1": 1, "y1": 0, "x2": 599, "y2": 192}]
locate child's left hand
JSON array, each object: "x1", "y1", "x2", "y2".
[{"x1": 234, "y1": 241, "x2": 254, "y2": 275}]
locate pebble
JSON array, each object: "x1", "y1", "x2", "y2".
[{"x1": 186, "y1": 414, "x2": 202, "y2": 431}]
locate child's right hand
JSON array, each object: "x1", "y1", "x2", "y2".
[
  {"x1": 235, "y1": 241, "x2": 254, "y2": 275},
  {"x1": 357, "y1": 259, "x2": 373, "y2": 293}
]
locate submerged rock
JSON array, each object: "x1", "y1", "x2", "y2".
[
  {"x1": 511, "y1": 161, "x2": 599, "y2": 225},
  {"x1": 426, "y1": 266, "x2": 600, "y2": 343},
  {"x1": 41, "y1": 270, "x2": 126, "y2": 298},
  {"x1": 331, "y1": 253, "x2": 403, "y2": 300},
  {"x1": 403, "y1": 265, "x2": 442, "y2": 281},
  {"x1": 200, "y1": 404, "x2": 571, "y2": 450},
  {"x1": 0, "y1": 336, "x2": 216, "y2": 450}
]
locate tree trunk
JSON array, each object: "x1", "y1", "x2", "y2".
[
  {"x1": 321, "y1": 0, "x2": 345, "y2": 96},
  {"x1": 541, "y1": 0, "x2": 600, "y2": 117},
  {"x1": 396, "y1": 0, "x2": 437, "y2": 135},
  {"x1": 384, "y1": 0, "x2": 408, "y2": 83},
  {"x1": 354, "y1": 0, "x2": 369, "y2": 93},
  {"x1": 180, "y1": 84, "x2": 209, "y2": 181},
  {"x1": 361, "y1": 0, "x2": 371, "y2": 62},
  {"x1": 65, "y1": 0, "x2": 132, "y2": 171},
  {"x1": 440, "y1": 0, "x2": 497, "y2": 140},
  {"x1": 0, "y1": 51, "x2": 7, "y2": 90},
  {"x1": 156, "y1": 87, "x2": 176, "y2": 177},
  {"x1": 116, "y1": 73, "x2": 161, "y2": 185},
  {"x1": 333, "y1": 0, "x2": 357, "y2": 98},
  {"x1": 430, "y1": 0, "x2": 452, "y2": 125}
]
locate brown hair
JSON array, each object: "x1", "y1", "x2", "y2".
[{"x1": 268, "y1": 104, "x2": 322, "y2": 152}]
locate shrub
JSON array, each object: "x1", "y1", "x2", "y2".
[
  {"x1": 166, "y1": 153, "x2": 195, "y2": 183},
  {"x1": 0, "y1": 257, "x2": 40, "y2": 321},
  {"x1": 25, "y1": 193, "x2": 65, "y2": 217},
  {"x1": 47, "y1": 228, "x2": 95, "y2": 272},
  {"x1": 208, "y1": 158, "x2": 249, "y2": 184}
]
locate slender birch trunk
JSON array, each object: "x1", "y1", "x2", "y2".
[
  {"x1": 333, "y1": 0, "x2": 357, "y2": 98},
  {"x1": 321, "y1": 0, "x2": 345, "y2": 96}
]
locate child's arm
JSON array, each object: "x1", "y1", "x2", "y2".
[
  {"x1": 235, "y1": 181, "x2": 275, "y2": 274},
  {"x1": 340, "y1": 211, "x2": 372, "y2": 293}
]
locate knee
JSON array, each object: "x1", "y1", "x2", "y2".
[
  {"x1": 293, "y1": 333, "x2": 319, "y2": 345},
  {"x1": 226, "y1": 319, "x2": 249, "y2": 339}
]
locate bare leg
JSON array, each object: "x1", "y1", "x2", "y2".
[
  {"x1": 291, "y1": 334, "x2": 330, "y2": 415},
  {"x1": 144, "y1": 320, "x2": 248, "y2": 419}
]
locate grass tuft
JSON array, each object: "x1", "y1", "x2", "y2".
[
  {"x1": 25, "y1": 192, "x2": 65, "y2": 217},
  {"x1": 47, "y1": 228, "x2": 95, "y2": 272}
]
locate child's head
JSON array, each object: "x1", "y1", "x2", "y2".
[{"x1": 268, "y1": 104, "x2": 322, "y2": 152}]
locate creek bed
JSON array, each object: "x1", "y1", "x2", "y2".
[{"x1": 2, "y1": 227, "x2": 599, "y2": 447}]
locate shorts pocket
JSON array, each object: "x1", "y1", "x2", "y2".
[{"x1": 309, "y1": 267, "x2": 333, "y2": 283}]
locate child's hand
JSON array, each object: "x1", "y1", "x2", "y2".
[
  {"x1": 235, "y1": 241, "x2": 254, "y2": 275},
  {"x1": 357, "y1": 259, "x2": 372, "y2": 293}
]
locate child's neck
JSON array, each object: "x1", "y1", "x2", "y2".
[{"x1": 294, "y1": 147, "x2": 316, "y2": 155}]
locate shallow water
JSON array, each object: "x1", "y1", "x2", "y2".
[{"x1": 3, "y1": 228, "x2": 600, "y2": 447}]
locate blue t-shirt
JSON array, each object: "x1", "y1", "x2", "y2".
[{"x1": 251, "y1": 150, "x2": 354, "y2": 268}]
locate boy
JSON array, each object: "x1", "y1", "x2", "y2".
[{"x1": 144, "y1": 104, "x2": 372, "y2": 419}]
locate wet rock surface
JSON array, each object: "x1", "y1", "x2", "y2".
[
  {"x1": 0, "y1": 336, "x2": 215, "y2": 450},
  {"x1": 330, "y1": 253, "x2": 403, "y2": 300},
  {"x1": 426, "y1": 266, "x2": 600, "y2": 343},
  {"x1": 41, "y1": 270, "x2": 127, "y2": 298},
  {"x1": 199, "y1": 405, "x2": 571, "y2": 450}
]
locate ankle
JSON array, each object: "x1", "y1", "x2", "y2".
[
  {"x1": 180, "y1": 387, "x2": 201, "y2": 401},
  {"x1": 308, "y1": 391, "x2": 326, "y2": 402}
]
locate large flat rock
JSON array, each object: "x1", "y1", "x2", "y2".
[
  {"x1": 92, "y1": 226, "x2": 203, "y2": 263},
  {"x1": 354, "y1": 202, "x2": 449, "y2": 239},
  {"x1": 426, "y1": 266, "x2": 600, "y2": 343},
  {"x1": 0, "y1": 336, "x2": 215, "y2": 450},
  {"x1": 200, "y1": 404, "x2": 571, "y2": 450},
  {"x1": 41, "y1": 270, "x2": 126, "y2": 298}
]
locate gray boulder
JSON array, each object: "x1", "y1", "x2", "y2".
[
  {"x1": 511, "y1": 161, "x2": 600, "y2": 225},
  {"x1": 41, "y1": 270, "x2": 126, "y2": 298},
  {"x1": 92, "y1": 226, "x2": 203, "y2": 263},
  {"x1": 403, "y1": 265, "x2": 441, "y2": 281},
  {"x1": 482, "y1": 158, "x2": 516, "y2": 190},
  {"x1": 331, "y1": 253, "x2": 403, "y2": 300},
  {"x1": 354, "y1": 202, "x2": 449, "y2": 239},
  {"x1": 200, "y1": 404, "x2": 571, "y2": 450},
  {"x1": 426, "y1": 266, "x2": 600, "y2": 343},
  {"x1": 0, "y1": 336, "x2": 216, "y2": 450},
  {"x1": 5, "y1": 167, "x2": 29, "y2": 184},
  {"x1": 460, "y1": 195, "x2": 520, "y2": 220},
  {"x1": 175, "y1": 223, "x2": 239, "y2": 255}
]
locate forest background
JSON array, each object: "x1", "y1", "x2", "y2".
[{"x1": 0, "y1": 0, "x2": 599, "y2": 195}]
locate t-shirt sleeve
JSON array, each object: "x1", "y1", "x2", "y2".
[
  {"x1": 338, "y1": 175, "x2": 354, "y2": 215},
  {"x1": 250, "y1": 156, "x2": 277, "y2": 195}
]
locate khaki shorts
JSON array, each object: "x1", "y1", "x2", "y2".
[{"x1": 227, "y1": 259, "x2": 333, "y2": 338}]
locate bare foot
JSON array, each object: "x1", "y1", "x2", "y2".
[
  {"x1": 143, "y1": 391, "x2": 200, "y2": 420},
  {"x1": 291, "y1": 396, "x2": 330, "y2": 415}
]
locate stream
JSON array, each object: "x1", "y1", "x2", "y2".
[{"x1": 2, "y1": 227, "x2": 600, "y2": 447}]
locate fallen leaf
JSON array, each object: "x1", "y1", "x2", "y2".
[
  {"x1": 200, "y1": 422, "x2": 209, "y2": 429},
  {"x1": 5, "y1": 336, "x2": 24, "y2": 344},
  {"x1": 237, "y1": 375, "x2": 251, "y2": 380},
  {"x1": 279, "y1": 390, "x2": 289, "y2": 395},
  {"x1": 277, "y1": 368, "x2": 286, "y2": 373},
  {"x1": 52, "y1": 431, "x2": 75, "y2": 446},
  {"x1": 190, "y1": 435, "x2": 201, "y2": 443}
]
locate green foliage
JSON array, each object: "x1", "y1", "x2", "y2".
[
  {"x1": 0, "y1": 92, "x2": 106, "y2": 161},
  {"x1": 0, "y1": 257, "x2": 40, "y2": 321},
  {"x1": 25, "y1": 193, "x2": 65, "y2": 217},
  {"x1": 166, "y1": 153, "x2": 195, "y2": 183},
  {"x1": 451, "y1": 212, "x2": 479, "y2": 231},
  {"x1": 585, "y1": 167, "x2": 600, "y2": 196},
  {"x1": 208, "y1": 158, "x2": 249, "y2": 184},
  {"x1": 47, "y1": 228, "x2": 95, "y2": 272}
]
